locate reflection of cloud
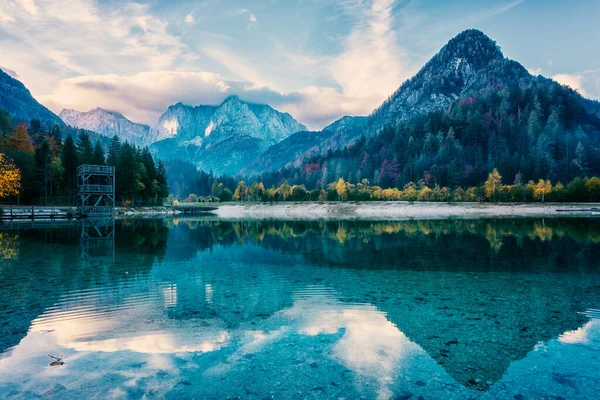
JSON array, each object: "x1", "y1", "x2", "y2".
[
  {"x1": 281, "y1": 292, "x2": 421, "y2": 400},
  {"x1": 27, "y1": 292, "x2": 229, "y2": 355},
  {"x1": 559, "y1": 319, "x2": 600, "y2": 347},
  {"x1": 71, "y1": 332, "x2": 229, "y2": 354}
]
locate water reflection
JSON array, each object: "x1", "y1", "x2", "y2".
[{"x1": 0, "y1": 218, "x2": 599, "y2": 398}]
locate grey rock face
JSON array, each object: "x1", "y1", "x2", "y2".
[
  {"x1": 59, "y1": 108, "x2": 151, "y2": 145},
  {"x1": 150, "y1": 95, "x2": 307, "y2": 175}
]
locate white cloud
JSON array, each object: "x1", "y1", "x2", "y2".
[
  {"x1": 0, "y1": 0, "x2": 189, "y2": 94},
  {"x1": 39, "y1": 70, "x2": 236, "y2": 125},
  {"x1": 0, "y1": 8, "x2": 15, "y2": 23},
  {"x1": 548, "y1": 60, "x2": 553, "y2": 65},
  {"x1": 527, "y1": 67, "x2": 542, "y2": 76},
  {"x1": 184, "y1": 13, "x2": 194, "y2": 25},
  {"x1": 0, "y1": 66, "x2": 19, "y2": 78},
  {"x1": 17, "y1": 0, "x2": 38, "y2": 16},
  {"x1": 249, "y1": 14, "x2": 257, "y2": 23},
  {"x1": 552, "y1": 73, "x2": 589, "y2": 97},
  {"x1": 325, "y1": 0, "x2": 407, "y2": 120}
]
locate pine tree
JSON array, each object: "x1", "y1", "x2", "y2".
[
  {"x1": 106, "y1": 135, "x2": 121, "y2": 166},
  {"x1": 92, "y1": 140, "x2": 105, "y2": 165},
  {"x1": 61, "y1": 135, "x2": 79, "y2": 205},
  {"x1": 34, "y1": 140, "x2": 51, "y2": 204},
  {"x1": 76, "y1": 130, "x2": 93, "y2": 165}
]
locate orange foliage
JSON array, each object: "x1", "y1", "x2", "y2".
[{"x1": 8, "y1": 123, "x2": 34, "y2": 153}]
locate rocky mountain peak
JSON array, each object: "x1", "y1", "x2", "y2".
[
  {"x1": 433, "y1": 29, "x2": 503, "y2": 67},
  {"x1": 59, "y1": 107, "x2": 151, "y2": 146}
]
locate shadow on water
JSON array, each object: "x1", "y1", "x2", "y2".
[{"x1": 0, "y1": 217, "x2": 599, "y2": 398}]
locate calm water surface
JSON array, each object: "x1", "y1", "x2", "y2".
[{"x1": 0, "y1": 218, "x2": 599, "y2": 399}]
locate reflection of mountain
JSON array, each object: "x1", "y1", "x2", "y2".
[{"x1": 1, "y1": 218, "x2": 600, "y2": 398}]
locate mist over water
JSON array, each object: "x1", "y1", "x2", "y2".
[{"x1": 1, "y1": 218, "x2": 599, "y2": 399}]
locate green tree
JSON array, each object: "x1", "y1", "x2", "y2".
[
  {"x1": 106, "y1": 135, "x2": 121, "y2": 166},
  {"x1": 34, "y1": 140, "x2": 51, "y2": 204},
  {"x1": 92, "y1": 140, "x2": 105, "y2": 165},
  {"x1": 76, "y1": 130, "x2": 93, "y2": 165},
  {"x1": 116, "y1": 142, "x2": 140, "y2": 202},
  {"x1": 61, "y1": 135, "x2": 79, "y2": 205}
]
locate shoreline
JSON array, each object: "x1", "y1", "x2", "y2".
[
  {"x1": 206, "y1": 201, "x2": 600, "y2": 220},
  {"x1": 2, "y1": 202, "x2": 599, "y2": 221}
]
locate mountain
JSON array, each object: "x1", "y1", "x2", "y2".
[
  {"x1": 0, "y1": 68, "x2": 64, "y2": 127},
  {"x1": 60, "y1": 107, "x2": 151, "y2": 146},
  {"x1": 243, "y1": 116, "x2": 370, "y2": 176},
  {"x1": 243, "y1": 30, "x2": 522, "y2": 177},
  {"x1": 150, "y1": 95, "x2": 307, "y2": 175},
  {"x1": 242, "y1": 130, "x2": 333, "y2": 176},
  {"x1": 257, "y1": 29, "x2": 600, "y2": 190},
  {"x1": 370, "y1": 29, "x2": 526, "y2": 127}
]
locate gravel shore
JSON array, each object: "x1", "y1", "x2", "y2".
[{"x1": 209, "y1": 202, "x2": 600, "y2": 220}]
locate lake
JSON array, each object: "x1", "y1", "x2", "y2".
[{"x1": 0, "y1": 217, "x2": 599, "y2": 399}]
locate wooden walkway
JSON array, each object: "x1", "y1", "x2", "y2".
[{"x1": 0, "y1": 206, "x2": 83, "y2": 222}]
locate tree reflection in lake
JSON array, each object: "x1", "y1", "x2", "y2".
[{"x1": 0, "y1": 217, "x2": 599, "y2": 398}]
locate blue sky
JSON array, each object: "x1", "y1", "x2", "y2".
[{"x1": 0, "y1": 0, "x2": 598, "y2": 129}]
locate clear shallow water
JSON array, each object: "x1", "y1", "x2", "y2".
[{"x1": 0, "y1": 218, "x2": 600, "y2": 399}]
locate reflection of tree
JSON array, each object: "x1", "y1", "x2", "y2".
[
  {"x1": 165, "y1": 218, "x2": 600, "y2": 273},
  {"x1": 0, "y1": 232, "x2": 18, "y2": 260},
  {"x1": 0, "y1": 219, "x2": 170, "y2": 354}
]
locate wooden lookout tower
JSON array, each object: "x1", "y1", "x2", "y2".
[{"x1": 77, "y1": 165, "x2": 115, "y2": 215}]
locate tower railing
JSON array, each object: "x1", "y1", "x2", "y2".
[{"x1": 78, "y1": 164, "x2": 115, "y2": 215}]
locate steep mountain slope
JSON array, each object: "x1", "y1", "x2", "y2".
[
  {"x1": 370, "y1": 29, "x2": 527, "y2": 127},
  {"x1": 0, "y1": 68, "x2": 64, "y2": 126},
  {"x1": 258, "y1": 29, "x2": 600, "y2": 190},
  {"x1": 60, "y1": 108, "x2": 151, "y2": 145},
  {"x1": 242, "y1": 130, "x2": 333, "y2": 176},
  {"x1": 244, "y1": 116, "x2": 369, "y2": 176},
  {"x1": 245, "y1": 30, "x2": 524, "y2": 176},
  {"x1": 150, "y1": 95, "x2": 307, "y2": 174}
]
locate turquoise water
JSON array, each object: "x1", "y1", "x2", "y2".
[{"x1": 0, "y1": 218, "x2": 599, "y2": 399}]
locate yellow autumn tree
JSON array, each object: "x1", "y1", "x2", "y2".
[
  {"x1": 533, "y1": 179, "x2": 552, "y2": 202},
  {"x1": 484, "y1": 169, "x2": 502, "y2": 202},
  {"x1": 336, "y1": 178, "x2": 347, "y2": 201},
  {"x1": 0, "y1": 153, "x2": 21, "y2": 198}
]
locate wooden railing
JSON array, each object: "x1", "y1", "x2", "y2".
[
  {"x1": 79, "y1": 185, "x2": 113, "y2": 194},
  {"x1": 77, "y1": 165, "x2": 115, "y2": 175}
]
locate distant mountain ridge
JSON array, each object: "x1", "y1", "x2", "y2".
[
  {"x1": 0, "y1": 68, "x2": 64, "y2": 127},
  {"x1": 60, "y1": 107, "x2": 151, "y2": 146}
]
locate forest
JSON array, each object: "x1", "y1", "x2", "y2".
[
  {"x1": 0, "y1": 109, "x2": 168, "y2": 205},
  {"x1": 257, "y1": 76, "x2": 600, "y2": 192},
  {"x1": 170, "y1": 73, "x2": 600, "y2": 204}
]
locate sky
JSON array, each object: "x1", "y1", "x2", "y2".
[{"x1": 0, "y1": 0, "x2": 599, "y2": 130}]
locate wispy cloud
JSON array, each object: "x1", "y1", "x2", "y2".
[
  {"x1": 482, "y1": 0, "x2": 525, "y2": 20},
  {"x1": 184, "y1": 13, "x2": 194, "y2": 25},
  {"x1": 0, "y1": 7, "x2": 15, "y2": 23},
  {"x1": 249, "y1": 14, "x2": 257, "y2": 23}
]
